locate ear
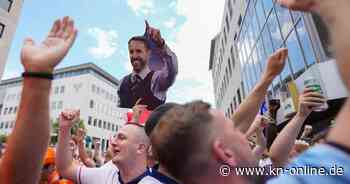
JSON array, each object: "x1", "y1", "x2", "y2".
[
  {"x1": 212, "y1": 139, "x2": 237, "y2": 167},
  {"x1": 137, "y1": 143, "x2": 147, "y2": 154}
]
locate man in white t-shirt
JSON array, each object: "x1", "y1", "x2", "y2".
[{"x1": 56, "y1": 109, "x2": 150, "y2": 184}]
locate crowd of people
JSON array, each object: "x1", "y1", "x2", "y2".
[{"x1": 0, "y1": 0, "x2": 350, "y2": 183}]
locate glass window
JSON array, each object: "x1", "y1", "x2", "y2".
[
  {"x1": 3, "y1": 107, "x2": 7, "y2": 115},
  {"x1": 5, "y1": 122, "x2": 8, "y2": 129},
  {"x1": 0, "y1": 0, "x2": 12, "y2": 12},
  {"x1": 54, "y1": 86, "x2": 59, "y2": 94},
  {"x1": 112, "y1": 124, "x2": 115, "y2": 131},
  {"x1": 57, "y1": 101, "x2": 63, "y2": 109},
  {"x1": 52, "y1": 102, "x2": 56, "y2": 110},
  {"x1": 230, "y1": 46, "x2": 235, "y2": 71},
  {"x1": 60, "y1": 86, "x2": 65, "y2": 94},
  {"x1": 88, "y1": 116, "x2": 92, "y2": 125},
  {"x1": 254, "y1": 46, "x2": 263, "y2": 76},
  {"x1": 255, "y1": 0, "x2": 266, "y2": 28},
  {"x1": 0, "y1": 23, "x2": 4, "y2": 38},
  {"x1": 262, "y1": 0, "x2": 274, "y2": 16},
  {"x1": 103, "y1": 121, "x2": 106, "y2": 129},
  {"x1": 228, "y1": 58, "x2": 232, "y2": 77},
  {"x1": 280, "y1": 57, "x2": 293, "y2": 82},
  {"x1": 14, "y1": 106, "x2": 17, "y2": 113},
  {"x1": 242, "y1": 70, "x2": 250, "y2": 95},
  {"x1": 245, "y1": 66, "x2": 254, "y2": 91},
  {"x1": 257, "y1": 38, "x2": 268, "y2": 71},
  {"x1": 275, "y1": 5, "x2": 294, "y2": 39},
  {"x1": 92, "y1": 84, "x2": 96, "y2": 93},
  {"x1": 251, "y1": 56, "x2": 259, "y2": 86},
  {"x1": 238, "y1": 15, "x2": 242, "y2": 26},
  {"x1": 108, "y1": 123, "x2": 111, "y2": 130},
  {"x1": 296, "y1": 19, "x2": 317, "y2": 66},
  {"x1": 8, "y1": 107, "x2": 12, "y2": 114},
  {"x1": 262, "y1": 25, "x2": 274, "y2": 56},
  {"x1": 98, "y1": 120, "x2": 102, "y2": 128},
  {"x1": 93, "y1": 119, "x2": 97, "y2": 127},
  {"x1": 246, "y1": 23, "x2": 255, "y2": 50},
  {"x1": 291, "y1": 10, "x2": 303, "y2": 21},
  {"x1": 267, "y1": 10, "x2": 283, "y2": 49},
  {"x1": 225, "y1": 14, "x2": 230, "y2": 33},
  {"x1": 228, "y1": 0, "x2": 233, "y2": 17},
  {"x1": 286, "y1": 29, "x2": 307, "y2": 78},
  {"x1": 0, "y1": 122, "x2": 3, "y2": 129},
  {"x1": 250, "y1": 5, "x2": 260, "y2": 41}
]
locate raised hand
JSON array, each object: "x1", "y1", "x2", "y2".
[
  {"x1": 145, "y1": 20, "x2": 165, "y2": 48},
  {"x1": 298, "y1": 88, "x2": 325, "y2": 117},
  {"x1": 132, "y1": 98, "x2": 148, "y2": 123},
  {"x1": 59, "y1": 109, "x2": 80, "y2": 129},
  {"x1": 21, "y1": 16, "x2": 78, "y2": 73},
  {"x1": 263, "y1": 48, "x2": 288, "y2": 81},
  {"x1": 72, "y1": 128, "x2": 86, "y2": 144},
  {"x1": 93, "y1": 140, "x2": 101, "y2": 150},
  {"x1": 277, "y1": 0, "x2": 320, "y2": 12}
]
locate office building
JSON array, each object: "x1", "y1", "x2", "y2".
[
  {"x1": 0, "y1": 0, "x2": 23, "y2": 79},
  {"x1": 210, "y1": 0, "x2": 347, "y2": 132},
  {"x1": 0, "y1": 63, "x2": 129, "y2": 151}
]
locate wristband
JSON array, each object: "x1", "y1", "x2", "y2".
[{"x1": 22, "y1": 71, "x2": 53, "y2": 80}]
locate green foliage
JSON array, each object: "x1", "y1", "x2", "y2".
[
  {"x1": 50, "y1": 119, "x2": 86, "y2": 145},
  {"x1": 0, "y1": 134, "x2": 7, "y2": 144}
]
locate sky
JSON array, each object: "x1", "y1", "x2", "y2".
[{"x1": 3, "y1": 0, "x2": 226, "y2": 105}]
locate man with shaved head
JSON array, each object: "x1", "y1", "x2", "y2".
[{"x1": 56, "y1": 110, "x2": 150, "y2": 184}]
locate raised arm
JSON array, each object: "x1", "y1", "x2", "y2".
[
  {"x1": 73, "y1": 128, "x2": 96, "y2": 168},
  {"x1": 245, "y1": 116, "x2": 268, "y2": 159},
  {"x1": 278, "y1": 0, "x2": 350, "y2": 160},
  {"x1": 0, "y1": 17, "x2": 77, "y2": 184},
  {"x1": 269, "y1": 88, "x2": 325, "y2": 167},
  {"x1": 147, "y1": 25, "x2": 178, "y2": 91},
  {"x1": 93, "y1": 140, "x2": 104, "y2": 167},
  {"x1": 233, "y1": 48, "x2": 288, "y2": 133},
  {"x1": 56, "y1": 109, "x2": 81, "y2": 181},
  {"x1": 252, "y1": 129, "x2": 267, "y2": 160}
]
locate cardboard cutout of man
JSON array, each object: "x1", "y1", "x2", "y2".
[{"x1": 118, "y1": 21, "x2": 178, "y2": 110}]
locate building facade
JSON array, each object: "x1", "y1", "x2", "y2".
[
  {"x1": 210, "y1": 0, "x2": 347, "y2": 129},
  {"x1": 209, "y1": 0, "x2": 246, "y2": 117},
  {"x1": 0, "y1": 63, "x2": 129, "y2": 151},
  {"x1": 0, "y1": 0, "x2": 23, "y2": 79}
]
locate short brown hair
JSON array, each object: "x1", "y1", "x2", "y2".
[
  {"x1": 150, "y1": 100, "x2": 214, "y2": 181},
  {"x1": 128, "y1": 36, "x2": 150, "y2": 49}
]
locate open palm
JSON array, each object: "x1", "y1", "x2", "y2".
[{"x1": 20, "y1": 16, "x2": 77, "y2": 73}]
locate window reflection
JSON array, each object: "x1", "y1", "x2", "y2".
[
  {"x1": 275, "y1": 5, "x2": 293, "y2": 39},
  {"x1": 286, "y1": 30, "x2": 307, "y2": 78},
  {"x1": 262, "y1": 0, "x2": 274, "y2": 16},
  {"x1": 296, "y1": 19, "x2": 317, "y2": 66},
  {"x1": 267, "y1": 10, "x2": 283, "y2": 49},
  {"x1": 255, "y1": 0, "x2": 266, "y2": 28}
]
